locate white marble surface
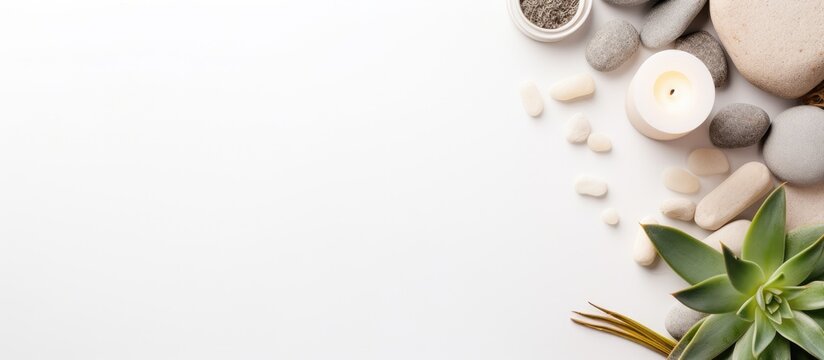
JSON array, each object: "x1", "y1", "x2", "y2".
[{"x1": 0, "y1": 0, "x2": 794, "y2": 359}]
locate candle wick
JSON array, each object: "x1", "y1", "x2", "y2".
[{"x1": 670, "y1": 89, "x2": 675, "y2": 96}]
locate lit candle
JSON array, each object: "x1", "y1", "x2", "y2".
[{"x1": 626, "y1": 50, "x2": 715, "y2": 141}]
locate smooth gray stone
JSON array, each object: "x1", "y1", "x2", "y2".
[
  {"x1": 665, "y1": 302, "x2": 707, "y2": 340},
  {"x1": 602, "y1": 0, "x2": 651, "y2": 6},
  {"x1": 640, "y1": 0, "x2": 707, "y2": 48},
  {"x1": 763, "y1": 106, "x2": 824, "y2": 186},
  {"x1": 675, "y1": 31, "x2": 728, "y2": 87},
  {"x1": 709, "y1": 103, "x2": 770, "y2": 148},
  {"x1": 585, "y1": 19, "x2": 640, "y2": 72}
]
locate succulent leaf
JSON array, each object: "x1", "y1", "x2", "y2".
[
  {"x1": 644, "y1": 224, "x2": 725, "y2": 285},
  {"x1": 668, "y1": 318, "x2": 705, "y2": 360},
  {"x1": 752, "y1": 311, "x2": 776, "y2": 356},
  {"x1": 787, "y1": 281, "x2": 824, "y2": 310},
  {"x1": 674, "y1": 275, "x2": 749, "y2": 314},
  {"x1": 742, "y1": 186, "x2": 786, "y2": 276},
  {"x1": 769, "y1": 235, "x2": 824, "y2": 287},
  {"x1": 772, "y1": 311, "x2": 824, "y2": 359},
  {"x1": 731, "y1": 325, "x2": 755, "y2": 360},
  {"x1": 785, "y1": 224, "x2": 824, "y2": 260},
  {"x1": 722, "y1": 245, "x2": 764, "y2": 295},
  {"x1": 678, "y1": 313, "x2": 750, "y2": 360},
  {"x1": 759, "y1": 336, "x2": 791, "y2": 360},
  {"x1": 736, "y1": 297, "x2": 756, "y2": 322}
]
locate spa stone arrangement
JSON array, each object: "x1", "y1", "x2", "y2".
[{"x1": 511, "y1": 0, "x2": 824, "y2": 358}]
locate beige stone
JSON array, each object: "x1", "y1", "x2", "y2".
[
  {"x1": 703, "y1": 220, "x2": 750, "y2": 255},
  {"x1": 601, "y1": 208, "x2": 620, "y2": 226},
  {"x1": 575, "y1": 175, "x2": 608, "y2": 197},
  {"x1": 687, "y1": 148, "x2": 729, "y2": 176},
  {"x1": 633, "y1": 216, "x2": 659, "y2": 266},
  {"x1": 587, "y1": 133, "x2": 612, "y2": 153},
  {"x1": 660, "y1": 198, "x2": 696, "y2": 222},
  {"x1": 519, "y1": 81, "x2": 543, "y2": 117},
  {"x1": 549, "y1": 73, "x2": 595, "y2": 101},
  {"x1": 663, "y1": 167, "x2": 700, "y2": 194},
  {"x1": 710, "y1": 0, "x2": 824, "y2": 98},
  {"x1": 786, "y1": 183, "x2": 824, "y2": 231},
  {"x1": 695, "y1": 162, "x2": 773, "y2": 230},
  {"x1": 565, "y1": 113, "x2": 591, "y2": 144}
]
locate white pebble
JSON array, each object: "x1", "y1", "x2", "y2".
[
  {"x1": 687, "y1": 148, "x2": 729, "y2": 176},
  {"x1": 565, "y1": 113, "x2": 591, "y2": 144},
  {"x1": 520, "y1": 81, "x2": 543, "y2": 117},
  {"x1": 660, "y1": 198, "x2": 697, "y2": 221},
  {"x1": 575, "y1": 175, "x2": 608, "y2": 197},
  {"x1": 601, "y1": 208, "x2": 620, "y2": 225},
  {"x1": 587, "y1": 133, "x2": 612, "y2": 153},
  {"x1": 633, "y1": 216, "x2": 659, "y2": 266},
  {"x1": 695, "y1": 162, "x2": 773, "y2": 230},
  {"x1": 549, "y1": 73, "x2": 595, "y2": 101},
  {"x1": 663, "y1": 167, "x2": 701, "y2": 194}
]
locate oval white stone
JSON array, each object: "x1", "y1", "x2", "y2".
[
  {"x1": 587, "y1": 133, "x2": 612, "y2": 153},
  {"x1": 575, "y1": 175, "x2": 608, "y2": 197},
  {"x1": 601, "y1": 208, "x2": 620, "y2": 225},
  {"x1": 565, "y1": 113, "x2": 591, "y2": 144},
  {"x1": 663, "y1": 167, "x2": 701, "y2": 194},
  {"x1": 520, "y1": 81, "x2": 543, "y2": 117},
  {"x1": 703, "y1": 219, "x2": 751, "y2": 255},
  {"x1": 695, "y1": 162, "x2": 773, "y2": 230},
  {"x1": 549, "y1": 73, "x2": 595, "y2": 101},
  {"x1": 660, "y1": 198, "x2": 697, "y2": 221},
  {"x1": 633, "y1": 216, "x2": 659, "y2": 266},
  {"x1": 687, "y1": 148, "x2": 729, "y2": 176}
]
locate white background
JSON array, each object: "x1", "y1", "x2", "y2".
[{"x1": 0, "y1": 1, "x2": 796, "y2": 359}]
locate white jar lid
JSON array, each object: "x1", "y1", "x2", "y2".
[{"x1": 507, "y1": 0, "x2": 593, "y2": 42}]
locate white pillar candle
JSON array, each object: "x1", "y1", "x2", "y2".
[{"x1": 626, "y1": 50, "x2": 715, "y2": 141}]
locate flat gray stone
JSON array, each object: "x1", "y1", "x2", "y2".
[
  {"x1": 675, "y1": 31, "x2": 728, "y2": 87},
  {"x1": 640, "y1": 0, "x2": 706, "y2": 49},
  {"x1": 709, "y1": 103, "x2": 770, "y2": 148},
  {"x1": 665, "y1": 302, "x2": 707, "y2": 340},
  {"x1": 602, "y1": 0, "x2": 650, "y2": 6},
  {"x1": 585, "y1": 19, "x2": 640, "y2": 72},
  {"x1": 763, "y1": 106, "x2": 824, "y2": 186}
]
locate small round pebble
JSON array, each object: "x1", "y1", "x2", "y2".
[
  {"x1": 763, "y1": 106, "x2": 824, "y2": 186},
  {"x1": 687, "y1": 148, "x2": 729, "y2": 176},
  {"x1": 585, "y1": 19, "x2": 640, "y2": 72},
  {"x1": 519, "y1": 81, "x2": 543, "y2": 117},
  {"x1": 549, "y1": 73, "x2": 595, "y2": 101},
  {"x1": 709, "y1": 103, "x2": 771, "y2": 148},
  {"x1": 665, "y1": 302, "x2": 707, "y2": 340},
  {"x1": 640, "y1": 0, "x2": 707, "y2": 48},
  {"x1": 587, "y1": 133, "x2": 612, "y2": 153},
  {"x1": 601, "y1": 208, "x2": 620, "y2": 225},
  {"x1": 565, "y1": 113, "x2": 591, "y2": 144},
  {"x1": 663, "y1": 167, "x2": 700, "y2": 194},
  {"x1": 575, "y1": 175, "x2": 608, "y2": 197},
  {"x1": 660, "y1": 198, "x2": 697, "y2": 222},
  {"x1": 675, "y1": 31, "x2": 728, "y2": 87}
]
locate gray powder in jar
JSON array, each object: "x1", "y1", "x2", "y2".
[{"x1": 520, "y1": 0, "x2": 580, "y2": 30}]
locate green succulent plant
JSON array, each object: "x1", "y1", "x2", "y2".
[{"x1": 645, "y1": 185, "x2": 824, "y2": 359}]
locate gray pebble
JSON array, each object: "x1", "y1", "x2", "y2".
[
  {"x1": 585, "y1": 20, "x2": 640, "y2": 72},
  {"x1": 764, "y1": 106, "x2": 824, "y2": 186},
  {"x1": 602, "y1": 0, "x2": 650, "y2": 6},
  {"x1": 640, "y1": 0, "x2": 707, "y2": 49},
  {"x1": 709, "y1": 103, "x2": 770, "y2": 148},
  {"x1": 665, "y1": 302, "x2": 707, "y2": 340},
  {"x1": 675, "y1": 31, "x2": 728, "y2": 87}
]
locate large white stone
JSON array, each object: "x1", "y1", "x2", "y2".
[
  {"x1": 786, "y1": 183, "x2": 824, "y2": 231},
  {"x1": 695, "y1": 162, "x2": 773, "y2": 230},
  {"x1": 710, "y1": 0, "x2": 824, "y2": 98}
]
